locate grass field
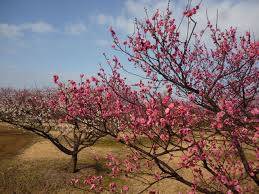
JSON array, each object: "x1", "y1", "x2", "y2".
[
  {"x1": 2, "y1": 122, "x2": 257, "y2": 194},
  {"x1": 0, "y1": 122, "x2": 193, "y2": 194}
]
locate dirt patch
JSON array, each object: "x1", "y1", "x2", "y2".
[{"x1": 0, "y1": 122, "x2": 36, "y2": 160}]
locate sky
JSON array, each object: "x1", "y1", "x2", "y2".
[{"x1": 0, "y1": 0, "x2": 258, "y2": 88}]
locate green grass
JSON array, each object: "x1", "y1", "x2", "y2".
[{"x1": 95, "y1": 136, "x2": 122, "y2": 147}]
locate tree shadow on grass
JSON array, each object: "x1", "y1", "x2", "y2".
[{"x1": 78, "y1": 160, "x2": 110, "y2": 175}]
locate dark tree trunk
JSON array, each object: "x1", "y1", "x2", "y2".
[{"x1": 71, "y1": 153, "x2": 78, "y2": 173}]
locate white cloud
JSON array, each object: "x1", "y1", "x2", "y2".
[
  {"x1": 21, "y1": 22, "x2": 56, "y2": 33},
  {"x1": 95, "y1": 0, "x2": 169, "y2": 34},
  {"x1": 97, "y1": 14, "x2": 113, "y2": 25},
  {"x1": 113, "y1": 16, "x2": 134, "y2": 34},
  {"x1": 96, "y1": 13, "x2": 134, "y2": 34},
  {"x1": 200, "y1": 0, "x2": 259, "y2": 37},
  {"x1": 95, "y1": 0, "x2": 259, "y2": 37},
  {"x1": 125, "y1": 0, "x2": 168, "y2": 18},
  {"x1": 96, "y1": 39, "x2": 110, "y2": 47},
  {"x1": 0, "y1": 24, "x2": 23, "y2": 38},
  {"x1": 0, "y1": 21, "x2": 56, "y2": 38},
  {"x1": 65, "y1": 23, "x2": 87, "y2": 35}
]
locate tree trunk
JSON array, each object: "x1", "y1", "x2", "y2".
[{"x1": 71, "y1": 153, "x2": 78, "y2": 173}]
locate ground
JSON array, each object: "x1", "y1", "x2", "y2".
[{"x1": 0, "y1": 122, "x2": 190, "y2": 194}]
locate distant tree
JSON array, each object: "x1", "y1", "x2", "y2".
[{"x1": 0, "y1": 86, "x2": 105, "y2": 173}]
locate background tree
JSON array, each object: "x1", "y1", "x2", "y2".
[{"x1": 0, "y1": 85, "x2": 105, "y2": 173}]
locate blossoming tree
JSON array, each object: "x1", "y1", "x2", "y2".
[
  {"x1": 68, "y1": 3, "x2": 258, "y2": 193},
  {"x1": 0, "y1": 86, "x2": 106, "y2": 172},
  {"x1": 0, "y1": 2, "x2": 258, "y2": 193}
]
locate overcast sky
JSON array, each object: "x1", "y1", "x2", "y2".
[{"x1": 0, "y1": 0, "x2": 258, "y2": 88}]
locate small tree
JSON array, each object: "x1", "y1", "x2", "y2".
[{"x1": 0, "y1": 86, "x2": 105, "y2": 173}]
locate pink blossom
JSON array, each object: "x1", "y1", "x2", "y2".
[
  {"x1": 122, "y1": 185, "x2": 129, "y2": 192},
  {"x1": 109, "y1": 182, "x2": 117, "y2": 192},
  {"x1": 179, "y1": 128, "x2": 191, "y2": 135},
  {"x1": 251, "y1": 108, "x2": 259, "y2": 115},
  {"x1": 160, "y1": 133, "x2": 169, "y2": 141},
  {"x1": 165, "y1": 108, "x2": 170, "y2": 114},
  {"x1": 53, "y1": 75, "x2": 59, "y2": 83},
  {"x1": 162, "y1": 96, "x2": 170, "y2": 105},
  {"x1": 168, "y1": 103, "x2": 175, "y2": 109},
  {"x1": 160, "y1": 118, "x2": 167, "y2": 127}
]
